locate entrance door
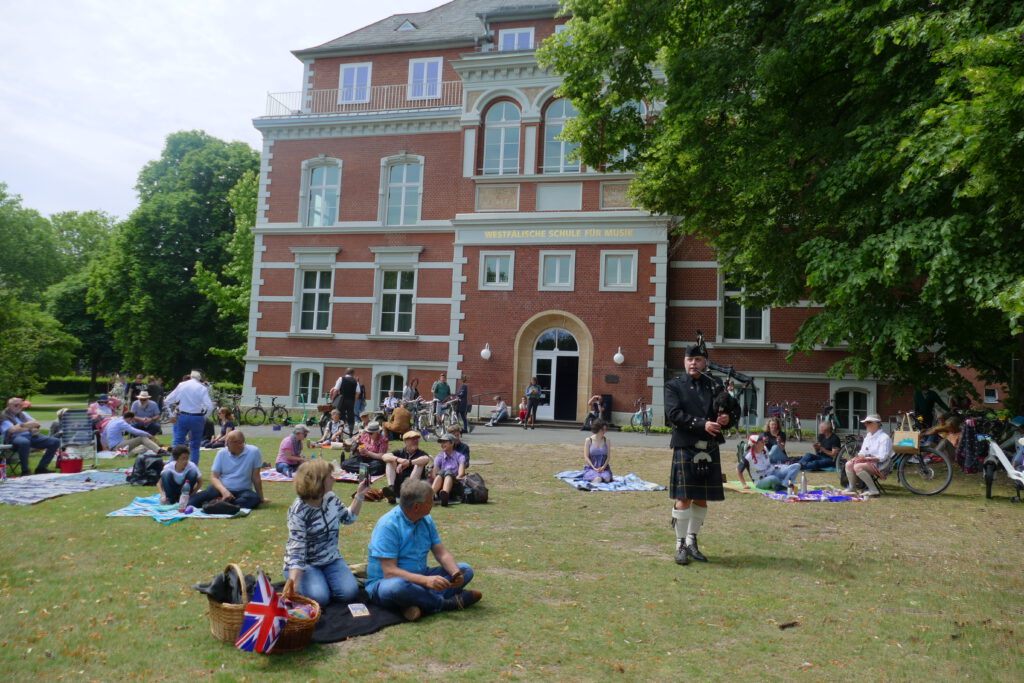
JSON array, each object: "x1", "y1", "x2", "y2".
[{"x1": 532, "y1": 328, "x2": 579, "y2": 421}]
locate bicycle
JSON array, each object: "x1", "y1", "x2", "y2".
[
  {"x1": 815, "y1": 402, "x2": 839, "y2": 434},
  {"x1": 268, "y1": 397, "x2": 291, "y2": 426},
  {"x1": 835, "y1": 425, "x2": 953, "y2": 496},
  {"x1": 782, "y1": 401, "x2": 803, "y2": 441},
  {"x1": 243, "y1": 396, "x2": 267, "y2": 426},
  {"x1": 630, "y1": 397, "x2": 652, "y2": 435},
  {"x1": 158, "y1": 403, "x2": 175, "y2": 425},
  {"x1": 214, "y1": 390, "x2": 242, "y2": 426}
]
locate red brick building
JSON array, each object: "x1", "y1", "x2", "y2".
[{"x1": 247, "y1": 0, "x2": 994, "y2": 429}]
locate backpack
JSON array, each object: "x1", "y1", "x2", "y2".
[
  {"x1": 462, "y1": 472, "x2": 489, "y2": 504},
  {"x1": 127, "y1": 453, "x2": 165, "y2": 486}
]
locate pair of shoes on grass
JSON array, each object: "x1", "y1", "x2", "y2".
[{"x1": 402, "y1": 590, "x2": 482, "y2": 622}]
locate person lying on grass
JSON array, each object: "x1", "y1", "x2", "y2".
[
  {"x1": 582, "y1": 419, "x2": 613, "y2": 483},
  {"x1": 366, "y1": 478, "x2": 481, "y2": 622},
  {"x1": 431, "y1": 433, "x2": 466, "y2": 507},
  {"x1": 158, "y1": 445, "x2": 202, "y2": 504},
  {"x1": 284, "y1": 459, "x2": 369, "y2": 606},
  {"x1": 737, "y1": 433, "x2": 801, "y2": 492}
]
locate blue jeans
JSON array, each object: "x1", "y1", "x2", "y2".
[
  {"x1": 487, "y1": 410, "x2": 507, "y2": 426},
  {"x1": 173, "y1": 414, "x2": 205, "y2": 465},
  {"x1": 188, "y1": 485, "x2": 261, "y2": 510},
  {"x1": 276, "y1": 462, "x2": 297, "y2": 476},
  {"x1": 160, "y1": 469, "x2": 199, "y2": 503},
  {"x1": 9, "y1": 432, "x2": 59, "y2": 473},
  {"x1": 458, "y1": 409, "x2": 470, "y2": 432},
  {"x1": 768, "y1": 445, "x2": 789, "y2": 464},
  {"x1": 757, "y1": 463, "x2": 801, "y2": 490},
  {"x1": 798, "y1": 453, "x2": 835, "y2": 470},
  {"x1": 291, "y1": 557, "x2": 359, "y2": 606},
  {"x1": 370, "y1": 563, "x2": 474, "y2": 614}
]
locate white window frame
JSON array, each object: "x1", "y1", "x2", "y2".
[
  {"x1": 293, "y1": 369, "x2": 322, "y2": 405},
  {"x1": 542, "y1": 99, "x2": 581, "y2": 173},
  {"x1": 297, "y1": 269, "x2": 333, "y2": 333},
  {"x1": 479, "y1": 251, "x2": 515, "y2": 290},
  {"x1": 376, "y1": 372, "x2": 404, "y2": 407},
  {"x1": 599, "y1": 250, "x2": 638, "y2": 292},
  {"x1": 407, "y1": 57, "x2": 443, "y2": 100},
  {"x1": 378, "y1": 269, "x2": 416, "y2": 335},
  {"x1": 538, "y1": 250, "x2": 576, "y2": 291},
  {"x1": 379, "y1": 154, "x2": 424, "y2": 226},
  {"x1": 298, "y1": 157, "x2": 342, "y2": 227},
  {"x1": 499, "y1": 27, "x2": 534, "y2": 51},
  {"x1": 339, "y1": 62, "x2": 372, "y2": 104},
  {"x1": 720, "y1": 278, "x2": 768, "y2": 342},
  {"x1": 482, "y1": 102, "x2": 521, "y2": 175},
  {"x1": 369, "y1": 247, "x2": 423, "y2": 336},
  {"x1": 288, "y1": 247, "x2": 339, "y2": 335},
  {"x1": 984, "y1": 387, "x2": 999, "y2": 404}
]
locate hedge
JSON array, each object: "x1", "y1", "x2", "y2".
[{"x1": 42, "y1": 376, "x2": 96, "y2": 394}]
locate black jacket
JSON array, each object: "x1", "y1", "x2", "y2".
[{"x1": 665, "y1": 373, "x2": 737, "y2": 448}]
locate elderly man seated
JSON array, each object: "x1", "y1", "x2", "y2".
[
  {"x1": 365, "y1": 479, "x2": 481, "y2": 622},
  {"x1": 188, "y1": 430, "x2": 267, "y2": 510},
  {"x1": 1, "y1": 397, "x2": 60, "y2": 475},
  {"x1": 129, "y1": 390, "x2": 162, "y2": 436},
  {"x1": 799, "y1": 421, "x2": 841, "y2": 470},
  {"x1": 102, "y1": 411, "x2": 162, "y2": 455},
  {"x1": 341, "y1": 421, "x2": 389, "y2": 477},
  {"x1": 842, "y1": 414, "x2": 893, "y2": 497},
  {"x1": 380, "y1": 431, "x2": 431, "y2": 504}
]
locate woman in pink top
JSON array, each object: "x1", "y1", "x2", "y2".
[{"x1": 276, "y1": 424, "x2": 310, "y2": 476}]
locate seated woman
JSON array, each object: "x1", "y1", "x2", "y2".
[
  {"x1": 276, "y1": 425, "x2": 310, "y2": 476},
  {"x1": 202, "y1": 407, "x2": 235, "y2": 448},
  {"x1": 842, "y1": 414, "x2": 893, "y2": 497},
  {"x1": 485, "y1": 396, "x2": 508, "y2": 426},
  {"x1": 763, "y1": 417, "x2": 790, "y2": 464},
  {"x1": 158, "y1": 445, "x2": 203, "y2": 504},
  {"x1": 582, "y1": 419, "x2": 613, "y2": 483},
  {"x1": 318, "y1": 409, "x2": 345, "y2": 446},
  {"x1": 923, "y1": 414, "x2": 962, "y2": 465},
  {"x1": 283, "y1": 459, "x2": 369, "y2": 605},
  {"x1": 737, "y1": 433, "x2": 802, "y2": 491},
  {"x1": 432, "y1": 433, "x2": 466, "y2": 506}
]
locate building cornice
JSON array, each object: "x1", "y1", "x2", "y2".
[{"x1": 253, "y1": 112, "x2": 461, "y2": 140}]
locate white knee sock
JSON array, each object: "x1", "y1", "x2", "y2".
[
  {"x1": 857, "y1": 468, "x2": 879, "y2": 493},
  {"x1": 687, "y1": 505, "x2": 707, "y2": 542},
  {"x1": 672, "y1": 508, "x2": 690, "y2": 541}
]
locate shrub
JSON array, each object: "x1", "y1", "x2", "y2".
[{"x1": 42, "y1": 375, "x2": 94, "y2": 394}]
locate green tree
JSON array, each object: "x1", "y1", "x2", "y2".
[
  {"x1": 87, "y1": 131, "x2": 259, "y2": 381},
  {"x1": 542, "y1": 1, "x2": 1024, "y2": 408},
  {"x1": 46, "y1": 271, "x2": 121, "y2": 397},
  {"x1": 193, "y1": 169, "x2": 259, "y2": 367},
  {"x1": 0, "y1": 183, "x2": 65, "y2": 301},
  {"x1": 50, "y1": 210, "x2": 117, "y2": 275}
]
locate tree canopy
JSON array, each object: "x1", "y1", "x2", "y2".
[
  {"x1": 0, "y1": 184, "x2": 66, "y2": 301},
  {"x1": 541, "y1": 0, "x2": 1024, "y2": 408},
  {"x1": 87, "y1": 131, "x2": 259, "y2": 382}
]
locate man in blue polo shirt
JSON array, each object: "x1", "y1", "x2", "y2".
[
  {"x1": 187, "y1": 430, "x2": 266, "y2": 510},
  {"x1": 366, "y1": 479, "x2": 481, "y2": 622}
]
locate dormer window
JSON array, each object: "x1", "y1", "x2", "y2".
[
  {"x1": 499, "y1": 27, "x2": 534, "y2": 51},
  {"x1": 398, "y1": 20, "x2": 417, "y2": 31}
]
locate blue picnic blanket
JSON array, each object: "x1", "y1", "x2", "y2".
[
  {"x1": 107, "y1": 494, "x2": 252, "y2": 525},
  {"x1": 554, "y1": 470, "x2": 666, "y2": 492},
  {"x1": 759, "y1": 488, "x2": 863, "y2": 502},
  {"x1": 0, "y1": 469, "x2": 129, "y2": 505}
]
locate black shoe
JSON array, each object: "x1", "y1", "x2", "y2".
[
  {"x1": 34, "y1": 468, "x2": 55, "y2": 475},
  {"x1": 440, "y1": 490, "x2": 449, "y2": 507},
  {"x1": 674, "y1": 539, "x2": 690, "y2": 565},
  {"x1": 686, "y1": 537, "x2": 708, "y2": 563},
  {"x1": 382, "y1": 485, "x2": 396, "y2": 505}
]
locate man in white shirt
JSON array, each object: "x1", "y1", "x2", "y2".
[
  {"x1": 842, "y1": 414, "x2": 894, "y2": 497},
  {"x1": 164, "y1": 370, "x2": 213, "y2": 465}
]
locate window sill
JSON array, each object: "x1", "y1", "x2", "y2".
[
  {"x1": 287, "y1": 331, "x2": 334, "y2": 339},
  {"x1": 367, "y1": 334, "x2": 420, "y2": 342},
  {"x1": 712, "y1": 341, "x2": 776, "y2": 350}
]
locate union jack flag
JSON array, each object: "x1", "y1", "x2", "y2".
[{"x1": 235, "y1": 570, "x2": 289, "y2": 654}]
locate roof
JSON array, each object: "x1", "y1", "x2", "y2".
[{"x1": 293, "y1": 0, "x2": 561, "y2": 58}]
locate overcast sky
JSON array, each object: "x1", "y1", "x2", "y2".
[{"x1": 0, "y1": 0, "x2": 444, "y2": 220}]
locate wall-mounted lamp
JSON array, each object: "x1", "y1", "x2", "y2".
[
  {"x1": 481, "y1": 343, "x2": 492, "y2": 360},
  {"x1": 613, "y1": 347, "x2": 625, "y2": 365}
]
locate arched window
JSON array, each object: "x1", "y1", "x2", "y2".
[
  {"x1": 542, "y1": 99, "x2": 580, "y2": 173},
  {"x1": 295, "y1": 370, "x2": 321, "y2": 405},
  {"x1": 482, "y1": 101, "x2": 521, "y2": 175},
  {"x1": 534, "y1": 328, "x2": 578, "y2": 352}
]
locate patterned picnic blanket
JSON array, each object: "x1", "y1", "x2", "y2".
[
  {"x1": 260, "y1": 469, "x2": 385, "y2": 483},
  {"x1": 723, "y1": 480, "x2": 864, "y2": 502},
  {"x1": 107, "y1": 494, "x2": 252, "y2": 524},
  {"x1": 554, "y1": 470, "x2": 666, "y2": 492},
  {"x1": 0, "y1": 469, "x2": 129, "y2": 505}
]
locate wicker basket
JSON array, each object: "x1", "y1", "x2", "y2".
[
  {"x1": 207, "y1": 564, "x2": 247, "y2": 643},
  {"x1": 206, "y1": 566, "x2": 321, "y2": 654}
]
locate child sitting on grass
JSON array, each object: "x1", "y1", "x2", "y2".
[{"x1": 158, "y1": 445, "x2": 202, "y2": 504}]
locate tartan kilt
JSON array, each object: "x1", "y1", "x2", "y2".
[{"x1": 670, "y1": 446, "x2": 725, "y2": 501}]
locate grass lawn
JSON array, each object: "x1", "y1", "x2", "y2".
[{"x1": 1, "y1": 435, "x2": 1022, "y2": 681}]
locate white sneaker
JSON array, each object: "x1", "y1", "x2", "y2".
[
  {"x1": 862, "y1": 489, "x2": 880, "y2": 497},
  {"x1": 841, "y1": 488, "x2": 859, "y2": 496}
]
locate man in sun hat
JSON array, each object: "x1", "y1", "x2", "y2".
[
  {"x1": 341, "y1": 421, "x2": 389, "y2": 478},
  {"x1": 129, "y1": 390, "x2": 162, "y2": 436},
  {"x1": 664, "y1": 335, "x2": 738, "y2": 565},
  {"x1": 842, "y1": 414, "x2": 893, "y2": 497},
  {"x1": 380, "y1": 430, "x2": 431, "y2": 504}
]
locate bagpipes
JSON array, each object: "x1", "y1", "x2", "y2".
[{"x1": 693, "y1": 330, "x2": 749, "y2": 441}]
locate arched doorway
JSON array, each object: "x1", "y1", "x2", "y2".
[{"x1": 532, "y1": 328, "x2": 579, "y2": 420}]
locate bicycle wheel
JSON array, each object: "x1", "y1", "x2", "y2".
[
  {"x1": 270, "y1": 407, "x2": 291, "y2": 426},
  {"x1": 984, "y1": 462, "x2": 997, "y2": 499},
  {"x1": 836, "y1": 444, "x2": 852, "y2": 488},
  {"x1": 791, "y1": 419, "x2": 803, "y2": 442},
  {"x1": 243, "y1": 406, "x2": 266, "y2": 426},
  {"x1": 642, "y1": 410, "x2": 651, "y2": 435},
  {"x1": 415, "y1": 413, "x2": 434, "y2": 441},
  {"x1": 159, "y1": 408, "x2": 173, "y2": 425},
  {"x1": 897, "y1": 446, "x2": 953, "y2": 495}
]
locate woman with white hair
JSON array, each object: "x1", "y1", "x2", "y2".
[{"x1": 276, "y1": 424, "x2": 310, "y2": 476}]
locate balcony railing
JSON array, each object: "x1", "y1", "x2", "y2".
[{"x1": 264, "y1": 81, "x2": 463, "y2": 117}]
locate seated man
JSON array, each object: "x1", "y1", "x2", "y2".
[
  {"x1": 842, "y1": 414, "x2": 893, "y2": 497},
  {"x1": 341, "y1": 421, "x2": 389, "y2": 477},
  {"x1": 382, "y1": 401, "x2": 412, "y2": 441},
  {"x1": 102, "y1": 412, "x2": 162, "y2": 455},
  {"x1": 188, "y1": 430, "x2": 267, "y2": 510},
  {"x1": 382, "y1": 391, "x2": 399, "y2": 416},
  {"x1": 484, "y1": 396, "x2": 508, "y2": 427},
  {"x1": 799, "y1": 421, "x2": 841, "y2": 470},
  {"x1": 380, "y1": 431, "x2": 430, "y2": 504},
  {"x1": 366, "y1": 478, "x2": 481, "y2": 621},
  {"x1": 129, "y1": 391, "x2": 162, "y2": 436},
  {"x1": 1, "y1": 397, "x2": 59, "y2": 475},
  {"x1": 87, "y1": 393, "x2": 121, "y2": 431}
]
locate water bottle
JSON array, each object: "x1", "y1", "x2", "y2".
[
  {"x1": 179, "y1": 481, "x2": 191, "y2": 512},
  {"x1": 800, "y1": 472, "x2": 808, "y2": 495}
]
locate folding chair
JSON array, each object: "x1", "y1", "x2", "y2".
[{"x1": 60, "y1": 409, "x2": 98, "y2": 469}]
